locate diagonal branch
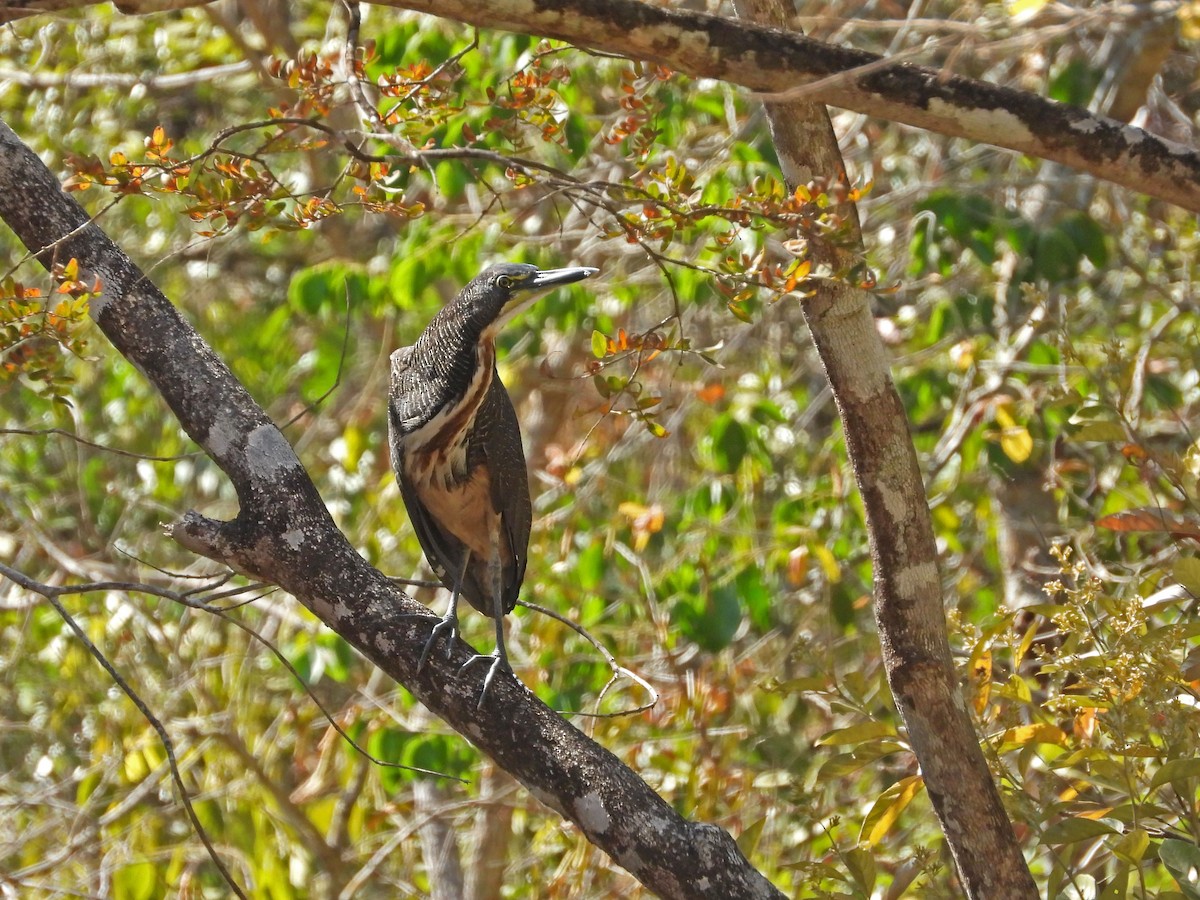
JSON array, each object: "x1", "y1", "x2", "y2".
[
  {"x1": 376, "y1": 0, "x2": 1200, "y2": 212},
  {"x1": 0, "y1": 118, "x2": 782, "y2": 900}
]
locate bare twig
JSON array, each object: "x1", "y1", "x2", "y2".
[
  {"x1": 0, "y1": 561, "x2": 250, "y2": 900},
  {"x1": 0, "y1": 426, "x2": 197, "y2": 462},
  {"x1": 517, "y1": 598, "x2": 658, "y2": 718}
]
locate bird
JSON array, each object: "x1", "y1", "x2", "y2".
[{"x1": 388, "y1": 262, "x2": 598, "y2": 704}]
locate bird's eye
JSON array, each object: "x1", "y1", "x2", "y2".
[{"x1": 497, "y1": 275, "x2": 513, "y2": 290}]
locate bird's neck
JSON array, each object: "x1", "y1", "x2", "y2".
[{"x1": 413, "y1": 311, "x2": 498, "y2": 400}]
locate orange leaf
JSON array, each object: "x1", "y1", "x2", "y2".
[{"x1": 1097, "y1": 508, "x2": 1200, "y2": 538}]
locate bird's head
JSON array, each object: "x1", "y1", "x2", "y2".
[{"x1": 459, "y1": 263, "x2": 599, "y2": 333}]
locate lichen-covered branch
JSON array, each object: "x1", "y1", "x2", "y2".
[{"x1": 380, "y1": 0, "x2": 1200, "y2": 213}]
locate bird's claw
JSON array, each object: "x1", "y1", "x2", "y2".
[
  {"x1": 460, "y1": 652, "x2": 512, "y2": 708},
  {"x1": 418, "y1": 614, "x2": 459, "y2": 671}
]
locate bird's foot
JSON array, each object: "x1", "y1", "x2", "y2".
[
  {"x1": 460, "y1": 652, "x2": 512, "y2": 708},
  {"x1": 418, "y1": 613, "x2": 460, "y2": 671}
]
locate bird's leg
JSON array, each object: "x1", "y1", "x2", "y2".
[
  {"x1": 419, "y1": 550, "x2": 471, "y2": 671},
  {"x1": 460, "y1": 519, "x2": 513, "y2": 707}
]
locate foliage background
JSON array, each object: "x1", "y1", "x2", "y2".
[{"x1": 2, "y1": 2, "x2": 1200, "y2": 897}]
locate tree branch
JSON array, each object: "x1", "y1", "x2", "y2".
[
  {"x1": 377, "y1": 0, "x2": 1200, "y2": 212},
  {"x1": 0, "y1": 118, "x2": 782, "y2": 900},
  {"x1": 0, "y1": 0, "x2": 214, "y2": 22},
  {"x1": 731, "y1": 0, "x2": 1038, "y2": 895}
]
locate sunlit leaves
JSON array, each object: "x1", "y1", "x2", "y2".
[
  {"x1": 993, "y1": 402, "x2": 1034, "y2": 464},
  {"x1": 485, "y1": 47, "x2": 573, "y2": 147},
  {"x1": 0, "y1": 267, "x2": 90, "y2": 402},
  {"x1": 617, "y1": 501, "x2": 664, "y2": 552},
  {"x1": 860, "y1": 776, "x2": 925, "y2": 847},
  {"x1": 603, "y1": 64, "x2": 672, "y2": 158}
]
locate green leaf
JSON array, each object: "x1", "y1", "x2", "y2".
[
  {"x1": 845, "y1": 846, "x2": 876, "y2": 894},
  {"x1": 1032, "y1": 227, "x2": 1082, "y2": 283},
  {"x1": 1059, "y1": 210, "x2": 1109, "y2": 267},
  {"x1": 710, "y1": 414, "x2": 747, "y2": 473},
  {"x1": 1150, "y1": 757, "x2": 1200, "y2": 792},
  {"x1": 672, "y1": 582, "x2": 741, "y2": 652},
  {"x1": 735, "y1": 566, "x2": 771, "y2": 632},
  {"x1": 591, "y1": 329, "x2": 607, "y2": 358},
  {"x1": 1174, "y1": 559, "x2": 1200, "y2": 597},
  {"x1": 113, "y1": 862, "x2": 158, "y2": 900},
  {"x1": 1041, "y1": 816, "x2": 1118, "y2": 845},
  {"x1": 288, "y1": 261, "x2": 368, "y2": 317},
  {"x1": 576, "y1": 541, "x2": 605, "y2": 591},
  {"x1": 735, "y1": 816, "x2": 766, "y2": 858},
  {"x1": 1072, "y1": 421, "x2": 1127, "y2": 442},
  {"x1": 816, "y1": 721, "x2": 898, "y2": 747},
  {"x1": 1161, "y1": 839, "x2": 1200, "y2": 900}
]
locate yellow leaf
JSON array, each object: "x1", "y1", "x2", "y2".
[
  {"x1": 994, "y1": 401, "x2": 1033, "y2": 461},
  {"x1": 1016, "y1": 619, "x2": 1039, "y2": 666},
  {"x1": 995, "y1": 723, "x2": 1069, "y2": 749},
  {"x1": 969, "y1": 646, "x2": 992, "y2": 715},
  {"x1": 591, "y1": 329, "x2": 608, "y2": 358},
  {"x1": 861, "y1": 775, "x2": 924, "y2": 846},
  {"x1": 618, "y1": 501, "x2": 649, "y2": 520},
  {"x1": 1000, "y1": 425, "x2": 1033, "y2": 463},
  {"x1": 123, "y1": 748, "x2": 149, "y2": 782},
  {"x1": 812, "y1": 544, "x2": 842, "y2": 583},
  {"x1": 1008, "y1": 0, "x2": 1049, "y2": 19},
  {"x1": 1182, "y1": 1, "x2": 1200, "y2": 40}
]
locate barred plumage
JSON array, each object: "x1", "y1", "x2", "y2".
[{"x1": 388, "y1": 263, "x2": 598, "y2": 704}]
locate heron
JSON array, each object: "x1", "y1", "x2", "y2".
[{"x1": 388, "y1": 262, "x2": 598, "y2": 704}]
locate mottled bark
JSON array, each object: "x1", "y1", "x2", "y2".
[
  {"x1": 731, "y1": 1, "x2": 1038, "y2": 897},
  {"x1": 0, "y1": 0, "x2": 212, "y2": 21},
  {"x1": 18, "y1": 1, "x2": 1199, "y2": 208},
  {"x1": 0, "y1": 120, "x2": 782, "y2": 900}
]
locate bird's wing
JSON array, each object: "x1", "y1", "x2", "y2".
[
  {"x1": 474, "y1": 371, "x2": 532, "y2": 613},
  {"x1": 388, "y1": 345, "x2": 469, "y2": 593},
  {"x1": 388, "y1": 345, "x2": 443, "y2": 432}
]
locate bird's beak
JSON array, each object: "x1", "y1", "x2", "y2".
[
  {"x1": 498, "y1": 266, "x2": 599, "y2": 326},
  {"x1": 519, "y1": 266, "x2": 600, "y2": 292}
]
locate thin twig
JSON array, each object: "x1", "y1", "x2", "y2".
[
  {"x1": 516, "y1": 598, "x2": 657, "y2": 718},
  {"x1": 0, "y1": 427, "x2": 197, "y2": 462},
  {"x1": 0, "y1": 561, "x2": 249, "y2": 899},
  {"x1": 279, "y1": 281, "x2": 355, "y2": 430}
]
